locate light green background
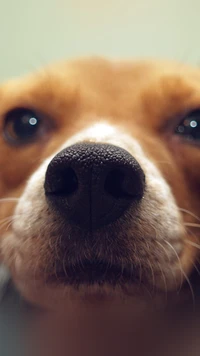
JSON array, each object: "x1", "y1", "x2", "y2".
[{"x1": 0, "y1": 0, "x2": 199, "y2": 81}]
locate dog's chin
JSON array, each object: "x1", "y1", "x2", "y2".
[
  {"x1": 11, "y1": 259, "x2": 184, "y2": 314},
  {"x1": 13, "y1": 262, "x2": 141, "y2": 308},
  {"x1": 14, "y1": 278, "x2": 157, "y2": 315},
  {"x1": 47, "y1": 259, "x2": 141, "y2": 287},
  {"x1": 45, "y1": 260, "x2": 145, "y2": 304}
]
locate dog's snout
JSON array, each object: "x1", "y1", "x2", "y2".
[{"x1": 44, "y1": 143, "x2": 145, "y2": 229}]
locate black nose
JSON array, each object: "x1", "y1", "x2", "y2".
[{"x1": 44, "y1": 143, "x2": 145, "y2": 230}]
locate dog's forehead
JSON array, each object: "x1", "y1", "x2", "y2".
[
  {"x1": 1, "y1": 58, "x2": 200, "y2": 97},
  {"x1": 1, "y1": 58, "x2": 200, "y2": 128}
]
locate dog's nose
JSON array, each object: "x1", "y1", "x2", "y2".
[{"x1": 44, "y1": 143, "x2": 145, "y2": 229}]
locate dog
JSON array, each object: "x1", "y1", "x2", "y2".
[{"x1": 0, "y1": 57, "x2": 200, "y2": 354}]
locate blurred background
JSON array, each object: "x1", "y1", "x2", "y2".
[{"x1": 0, "y1": 0, "x2": 199, "y2": 79}]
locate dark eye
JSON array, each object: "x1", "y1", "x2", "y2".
[
  {"x1": 3, "y1": 108, "x2": 43, "y2": 145},
  {"x1": 175, "y1": 110, "x2": 200, "y2": 143}
]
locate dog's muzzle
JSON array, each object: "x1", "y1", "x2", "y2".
[{"x1": 44, "y1": 143, "x2": 145, "y2": 230}]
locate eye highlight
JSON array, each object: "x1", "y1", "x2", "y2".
[
  {"x1": 175, "y1": 110, "x2": 200, "y2": 143},
  {"x1": 3, "y1": 108, "x2": 46, "y2": 145}
]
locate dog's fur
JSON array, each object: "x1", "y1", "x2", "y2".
[{"x1": 0, "y1": 57, "x2": 200, "y2": 317}]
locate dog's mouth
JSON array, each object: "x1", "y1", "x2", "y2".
[{"x1": 47, "y1": 259, "x2": 141, "y2": 287}]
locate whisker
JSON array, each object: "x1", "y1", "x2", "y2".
[
  {"x1": 185, "y1": 240, "x2": 200, "y2": 250},
  {"x1": 179, "y1": 208, "x2": 200, "y2": 223},
  {"x1": 0, "y1": 214, "x2": 22, "y2": 232},
  {"x1": 134, "y1": 245, "x2": 142, "y2": 287},
  {"x1": 120, "y1": 259, "x2": 125, "y2": 281},
  {"x1": 0, "y1": 218, "x2": 15, "y2": 231},
  {"x1": 62, "y1": 250, "x2": 69, "y2": 279},
  {"x1": 0, "y1": 213, "x2": 22, "y2": 225},
  {"x1": 152, "y1": 160, "x2": 172, "y2": 166},
  {"x1": 142, "y1": 283, "x2": 153, "y2": 300},
  {"x1": 147, "y1": 259, "x2": 155, "y2": 291},
  {"x1": 157, "y1": 262, "x2": 168, "y2": 303},
  {"x1": 155, "y1": 240, "x2": 179, "y2": 291},
  {"x1": 164, "y1": 240, "x2": 195, "y2": 309},
  {"x1": 184, "y1": 223, "x2": 200, "y2": 228},
  {"x1": 0, "y1": 198, "x2": 19, "y2": 203},
  {"x1": 0, "y1": 216, "x2": 14, "y2": 224},
  {"x1": 191, "y1": 261, "x2": 200, "y2": 277},
  {"x1": 155, "y1": 240, "x2": 171, "y2": 262},
  {"x1": 181, "y1": 272, "x2": 195, "y2": 310},
  {"x1": 163, "y1": 240, "x2": 184, "y2": 288},
  {"x1": 138, "y1": 258, "x2": 142, "y2": 287},
  {"x1": 5, "y1": 220, "x2": 14, "y2": 231}
]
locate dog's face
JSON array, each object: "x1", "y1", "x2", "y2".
[{"x1": 0, "y1": 58, "x2": 200, "y2": 311}]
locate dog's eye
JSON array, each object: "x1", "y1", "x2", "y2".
[
  {"x1": 175, "y1": 110, "x2": 200, "y2": 143},
  {"x1": 3, "y1": 108, "x2": 43, "y2": 145}
]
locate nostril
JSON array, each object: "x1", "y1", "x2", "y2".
[
  {"x1": 62, "y1": 167, "x2": 78, "y2": 195},
  {"x1": 46, "y1": 167, "x2": 78, "y2": 196},
  {"x1": 104, "y1": 169, "x2": 128, "y2": 198},
  {"x1": 104, "y1": 167, "x2": 145, "y2": 199}
]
